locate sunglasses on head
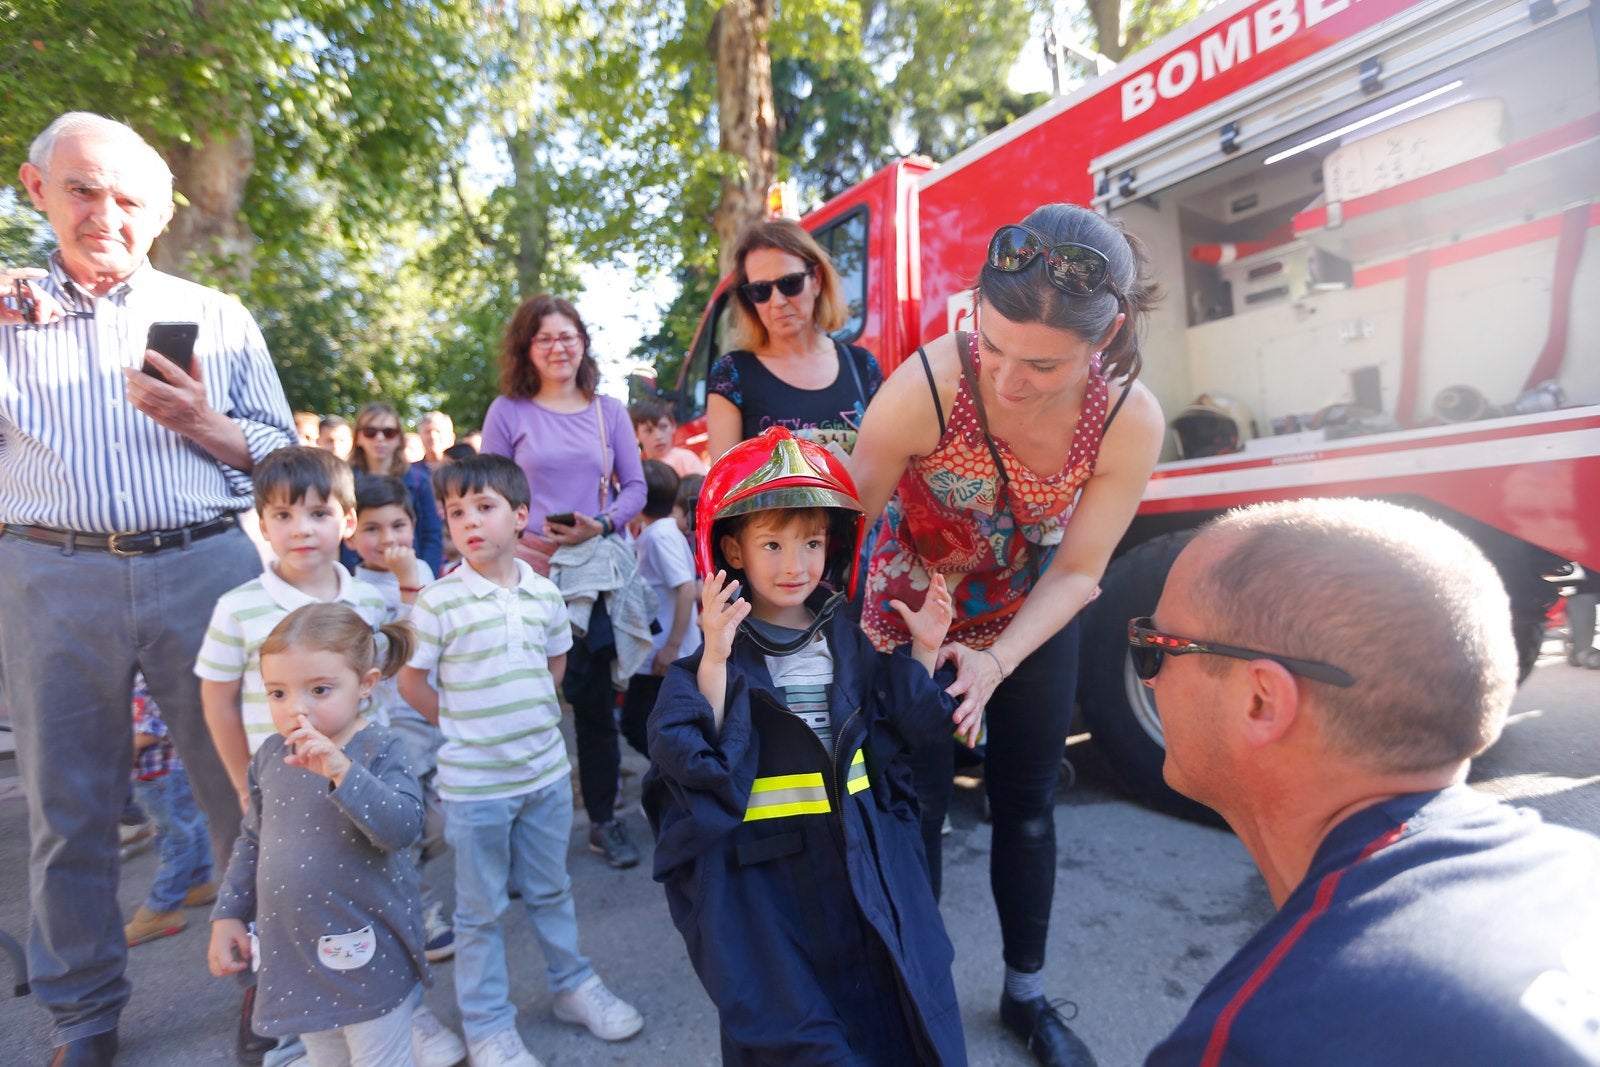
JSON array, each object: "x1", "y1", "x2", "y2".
[
  {"x1": 1127, "y1": 617, "x2": 1357, "y2": 688},
  {"x1": 987, "y1": 224, "x2": 1114, "y2": 297},
  {"x1": 739, "y1": 270, "x2": 810, "y2": 305},
  {"x1": 360, "y1": 425, "x2": 401, "y2": 440}
]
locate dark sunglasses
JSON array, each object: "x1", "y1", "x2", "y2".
[
  {"x1": 739, "y1": 270, "x2": 810, "y2": 304},
  {"x1": 360, "y1": 425, "x2": 401, "y2": 440},
  {"x1": 1127, "y1": 617, "x2": 1356, "y2": 688},
  {"x1": 987, "y1": 225, "x2": 1114, "y2": 297}
]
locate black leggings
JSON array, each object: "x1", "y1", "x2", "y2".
[
  {"x1": 564, "y1": 633, "x2": 622, "y2": 826},
  {"x1": 910, "y1": 617, "x2": 1080, "y2": 974}
]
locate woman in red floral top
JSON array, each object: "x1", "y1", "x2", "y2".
[{"x1": 849, "y1": 203, "x2": 1165, "y2": 1067}]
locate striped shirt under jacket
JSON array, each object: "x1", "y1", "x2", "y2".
[{"x1": 0, "y1": 255, "x2": 295, "y2": 533}]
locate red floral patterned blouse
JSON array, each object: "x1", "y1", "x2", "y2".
[{"x1": 862, "y1": 331, "x2": 1111, "y2": 652}]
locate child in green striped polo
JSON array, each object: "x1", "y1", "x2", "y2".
[
  {"x1": 398, "y1": 454, "x2": 642, "y2": 1067},
  {"x1": 196, "y1": 446, "x2": 387, "y2": 813}
]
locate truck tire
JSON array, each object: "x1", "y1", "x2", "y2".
[{"x1": 1079, "y1": 531, "x2": 1224, "y2": 826}]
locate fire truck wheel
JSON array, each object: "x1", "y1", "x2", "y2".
[{"x1": 1079, "y1": 530, "x2": 1225, "y2": 826}]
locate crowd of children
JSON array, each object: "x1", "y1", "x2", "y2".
[{"x1": 138, "y1": 393, "x2": 969, "y2": 1067}]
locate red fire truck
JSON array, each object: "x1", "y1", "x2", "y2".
[{"x1": 661, "y1": 0, "x2": 1600, "y2": 813}]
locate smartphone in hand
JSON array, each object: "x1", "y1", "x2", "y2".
[
  {"x1": 142, "y1": 322, "x2": 199, "y2": 383},
  {"x1": 545, "y1": 512, "x2": 577, "y2": 527}
]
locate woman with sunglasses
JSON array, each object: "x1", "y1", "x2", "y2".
[
  {"x1": 848, "y1": 203, "x2": 1165, "y2": 1067},
  {"x1": 705, "y1": 219, "x2": 883, "y2": 464},
  {"x1": 349, "y1": 401, "x2": 444, "y2": 577},
  {"x1": 480, "y1": 294, "x2": 649, "y2": 870}
]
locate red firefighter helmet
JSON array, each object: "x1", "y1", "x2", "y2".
[{"x1": 696, "y1": 426, "x2": 867, "y2": 599}]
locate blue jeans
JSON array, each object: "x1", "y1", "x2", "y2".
[
  {"x1": 0, "y1": 526, "x2": 262, "y2": 1045},
  {"x1": 444, "y1": 779, "x2": 592, "y2": 1043},
  {"x1": 131, "y1": 767, "x2": 213, "y2": 912}
]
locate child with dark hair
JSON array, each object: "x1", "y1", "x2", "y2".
[
  {"x1": 317, "y1": 415, "x2": 353, "y2": 460},
  {"x1": 400, "y1": 453, "x2": 643, "y2": 1067},
  {"x1": 347, "y1": 475, "x2": 460, "y2": 984},
  {"x1": 629, "y1": 398, "x2": 707, "y2": 478},
  {"x1": 198, "y1": 447, "x2": 381, "y2": 797},
  {"x1": 674, "y1": 472, "x2": 705, "y2": 540},
  {"x1": 620, "y1": 461, "x2": 700, "y2": 757}
]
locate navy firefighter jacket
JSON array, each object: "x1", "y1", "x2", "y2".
[{"x1": 642, "y1": 610, "x2": 968, "y2": 1066}]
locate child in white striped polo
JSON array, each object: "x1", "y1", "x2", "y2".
[{"x1": 398, "y1": 454, "x2": 642, "y2": 1067}]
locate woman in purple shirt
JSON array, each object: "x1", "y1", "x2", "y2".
[{"x1": 481, "y1": 294, "x2": 647, "y2": 868}]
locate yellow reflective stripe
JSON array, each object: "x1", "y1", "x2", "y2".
[
  {"x1": 751, "y1": 772, "x2": 825, "y2": 793},
  {"x1": 745, "y1": 772, "x2": 830, "y2": 822},
  {"x1": 846, "y1": 748, "x2": 870, "y2": 794},
  {"x1": 744, "y1": 799, "x2": 831, "y2": 821}
]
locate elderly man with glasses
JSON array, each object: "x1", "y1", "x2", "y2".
[
  {"x1": 1140, "y1": 498, "x2": 1600, "y2": 1067},
  {"x1": 0, "y1": 112, "x2": 294, "y2": 1066}
]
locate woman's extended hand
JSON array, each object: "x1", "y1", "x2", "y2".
[
  {"x1": 938, "y1": 641, "x2": 1004, "y2": 747},
  {"x1": 544, "y1": 512, "x2": 604, "y2": 544}
]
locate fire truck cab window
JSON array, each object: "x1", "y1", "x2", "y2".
[{"x1": 815, "y1": 208, "x2": 868, "y2": 343}]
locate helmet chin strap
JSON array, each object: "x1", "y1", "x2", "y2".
[{"x1": 737, "y1": 587, "x2": 849, "y2": 656}]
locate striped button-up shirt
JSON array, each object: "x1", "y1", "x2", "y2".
[{"x1": 0, "y1": 255, "x2": 295, "y2": 533}]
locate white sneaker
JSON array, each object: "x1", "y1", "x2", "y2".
[
  {"x1": 552, "y1": 974, "x2": 643, "y2": 1041},
  {"x1": 467, "y1": 1026, "x2": 544, "y2": 1067},
  {"x1": 411, "y1": 1005, "x2": 467, "y2": 1067}
]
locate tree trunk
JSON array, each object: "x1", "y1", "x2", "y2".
[
  {"x1": 711, "y1": 0, "x2": 776, "y2": 276},
  {"x1": 1088, "y1": 0, "x2": 1126, "y2": 60},
  {"x1": 506, "y1": 126, "x2": 555, "y2": 295},
  {"x1": 149, "y1": 124, "x2": 256, "y2": 288}
]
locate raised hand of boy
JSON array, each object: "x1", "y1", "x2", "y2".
[
  {"x1": 697, "y1": 569, "x2": 751, "y2": 732},
  {"x1": 889, "y1": 571, "x2": 954, "y2": 673},
  {"x1": 208, "y1": 917, "x2": 253, "y2": 976},
  {"x1": 383, "y1": 543, "x2": 421, "y2": 601},
  {"x1": 283, "y1": 714, "x2": 353, "y2": 786},
  {"x1": 891, "y1": 573, "x2": 980, "y2": 746}
]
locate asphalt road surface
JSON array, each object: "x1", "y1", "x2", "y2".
[{"x1": 0, "y1": 642, "x2": 1592, "y2": 1066}]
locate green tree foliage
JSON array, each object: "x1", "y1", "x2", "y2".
[
  {"x1": 0, "y1": 0, "x2": 1208, "y2": 425},
  {"x1": 0, "y1": 0, "x2": 478, "y2": 418}
]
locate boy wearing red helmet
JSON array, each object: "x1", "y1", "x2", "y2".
[{"x1": 642, "y1": 426, "x2": 973, "y2": 1065}]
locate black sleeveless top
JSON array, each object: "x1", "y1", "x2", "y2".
[{"x1": 707, "y1": 340, "x2": 883, "y2": 455}]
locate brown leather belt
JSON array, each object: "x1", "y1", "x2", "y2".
[{"x1": 0, "y1": 513, "x2": 239, "y2": 556}]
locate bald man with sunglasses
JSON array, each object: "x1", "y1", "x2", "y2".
[{"x1": 1140, "y1": 498, "x2": 1599, "y2": 1067}]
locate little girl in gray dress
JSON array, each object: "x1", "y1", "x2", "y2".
[{"x1": 209, "y1": 603, "x2": 443, "y2": 1066}]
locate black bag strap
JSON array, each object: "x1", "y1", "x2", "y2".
[
  {"x1": 1104, "y1": 379, "x2": 1133, "y2": 434},
  {"x1": 916, "y1": 345, "x2": 946, "y2": 438},
  {"x1": 835, "y1": 340, "x2": 869, "y2": 410},
  {"x1": 956, "y1": 330, "x2": 1010, "y2": 490}
]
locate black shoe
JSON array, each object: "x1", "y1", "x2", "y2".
[
  {"x1": 48, "y1": 1030, "x2": 117, "y2": 1067},
  {"x1": 236, "y1": 986, "x2": 275, "y2": 1065},
  {"x1": 588, "y1": 819, "x2": 640, "y2": 869},
  {"x1": 1000, "y1": 991, "x2": 1099, "y2": 1067}
]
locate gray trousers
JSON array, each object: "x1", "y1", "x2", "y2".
[{"x1": 0, "y1": 525, "x2": 262, "y2": 1046}]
